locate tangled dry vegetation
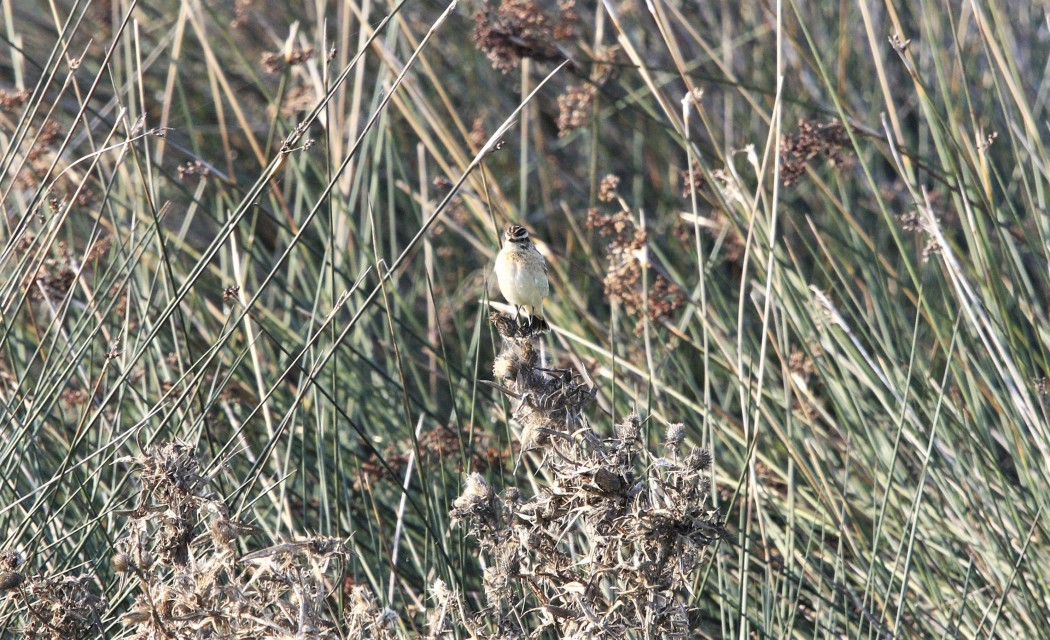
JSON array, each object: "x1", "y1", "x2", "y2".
[
  {"x1": 2, "y1": 325, "x2": 723, "y2": 640},
  {"x1": 4, "y1": 442, "x2": 392, "y2": 640},
  {"x1": 449, "y1": 315, "x2": 727, "y2": 638}
]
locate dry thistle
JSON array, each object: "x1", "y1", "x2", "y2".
[
  {"x1": 21, "y1": 575, "x2": 106, "y2": 640},
  {"x1": 109, "y1": 442, "x2": 366, "y2": 640},
  {"x1": 457, "y1": 316, "x2": 727, "y2": 637},
  {"x1": 0, "y1": 550, "x2": 24, "y2": 592}
]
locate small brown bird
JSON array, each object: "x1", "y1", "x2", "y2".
[{"x1": 494, "y1": 225, "x2": 549, "y2": 330}]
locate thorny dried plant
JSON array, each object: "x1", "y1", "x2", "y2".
[
  {"x1": 19, "y1": 574, "x2": 106, "y2": 640},
  {"x1": 0, "y1": 549, "x2": 103, "y2": 640},
  {"x1": 472, "y1": 0, "x2": 578, "y2": 73},
  {"x1": 586, "y1": 208, "x2": 686, "y2": 334},
  {"x1": 105, "y1": 441, "x2": 372, "y2": 639},
  {"x1": 452, "y1": 316, "x2": 727, "y2": 638},
  {"x1": 779, "y1": 118, "x2": 853, "y2": 186}
]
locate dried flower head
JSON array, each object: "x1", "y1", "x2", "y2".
[
  {"x1": 557, "y1": 84, "x2": 597, "y2": 137},
  {"x1": 0, "y1": 570, "x2": 23, "y2": 591},
  {"x1": 472, "y1": 0, "x2": 577, "y2": 73},
  {"x1": 586, "y1": 209, "x2": 686, "y2": 334},
  {"x1": 664, "y1": 422, "x2": 686, "y2": 454},
  {"x1": 451, "y1": 472, "x2": 497, "y2": 528},
  {"x1": 780, "y1": 118, "x2": 853, "y2": 186},
  {"x1": 598, "y1": 173, "x2": 620, "y2": 202},
  {"x1": 22, "y1": 575, "x2": 105, "y2": 639}
]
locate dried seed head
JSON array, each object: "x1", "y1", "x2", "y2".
[
  {"x1": 0, "y1": 550, "x2": 23, "y2": 572},
  {"x1": 493, "y1": 351, "x2": 517, "y2": 379},
  {"x1": 664, "y1": 423, "x2": 686, "y2": 450},
  {"x1": 616, "y1": 414, "x2": 642, "y2": 443},
  {"x1": 431, "y1": 578, "x2": 451, "y2": 603},
  {"x1": 0, "y1": 570, "x2": 23, "y2": 591},
  {"x1": 451, "y1": 472, "x2": 498, "y2": 528},
  {"x1": 459, "y1": 472, "x2": 493, "y2": 506},
  {"x1": 111, "y1": 553, "x2": 133, "y2": 573},
  {"x1": 520, "y1": 412, "x2": 552, "y2": 450},
  {"x1": 598, "y1": 174, "x2": 621, "y2": 202},
  {"x1": 686, "y1": 447, "x2": 713, "y2": 471}
]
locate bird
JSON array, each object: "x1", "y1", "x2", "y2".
[{"x1": 494, "y1": 224, "x2": 549, "y2": 331}]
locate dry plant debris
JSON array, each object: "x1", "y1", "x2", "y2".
[
  {"x1": 106, "y1": 441, "x2": 372, "y2": 639},
  {"x1": 20, "y1": 574, "x2": 105, "y2": 640},
  {"x1": 453, "y1": 315, "x2": 727, "y2": 638}
]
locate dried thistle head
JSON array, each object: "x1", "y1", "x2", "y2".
[
  {"x1": 616, "y1": 413, "x2": 642, "y2": 445},
  {"x1": 685, "y1": 446, "x2": 713, "y2": 472},
  {"x1": 451, "y1": 472, "x2": 499, "y2": 531},
  {"x1": 664, "y1": 422, "x2": 686, "y2": 455}
]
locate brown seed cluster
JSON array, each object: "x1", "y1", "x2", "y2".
[
  {"x1": 472, "y1": 0, "x2": 578, "y2": 73},
  {"x1": 23, "y1": 242, "x2": 77, "y2": 301},
  {"x1": 586, "y1": 209, "x2": 686, "y2": 334},
  {"x1": 895, "y1": 208, "x2": 942, "y2": 262},
  {"x1": 598, "y1": 173, "x2": 620, "y2": 202},
  {"x1": 261, "y1": 45, "x2": 314, "y2": 73},
  {"x1": 356, "y1": 423, "x2": 507, "y2": 491},
  {"x1": 280, "y1": 84, "x2": 317, "y2": 117},
  {"x1": 0, "y1": 89, "x2": 30, "y2": 111},
  {"x1": 779, "y1": 118, "x2": 852, "y2": 186},
  {"x1": 456, "y1": 316, "x2": 727, "y2": 637},
  {"x1": 556, "y1": 83, "x2": 596, "y2": 137},
  {"x1": 27, "y1": 120, "x2": 61, "y2": 163},
  {"x1": 680, "y1": 166, "x2": 707, "y2": 198},
  {"x1": 177, "y1": 159, "x2": 212, "y2": 181}
]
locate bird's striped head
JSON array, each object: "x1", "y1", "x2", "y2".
[{"x1": 504, "y1": 224, "x2": 531, "y2": 246}]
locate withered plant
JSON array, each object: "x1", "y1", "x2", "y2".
[
  {"x1": 451, "y1": 315, "x2": 727, "y2": 638},
  {"x1": 110, "y1": 441, "x2": 390, "y2": 640},
  {"x1": 17, "y1": 573, "x2": 105, "y2": 640}
]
